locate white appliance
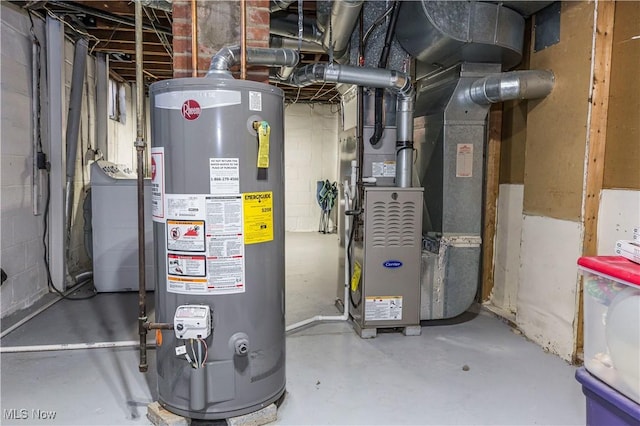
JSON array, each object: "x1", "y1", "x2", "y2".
[{"x1": 91, "y1": 160, "x2": 155, "y2": 292}]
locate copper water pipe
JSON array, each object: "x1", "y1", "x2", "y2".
[
  {"x1": 191, "y1": 0, "x2": 198, "y2": 76},
  {"x1": 240, "y1": 0, "x2": 247, "y2": 79}
]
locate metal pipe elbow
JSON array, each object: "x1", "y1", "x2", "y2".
[
  {"x1": 289, "y1": 63, "x2": 327, "y2": 87},
  {"x1": 206, "y1": 45, "x2": 240, "y2": 77}
]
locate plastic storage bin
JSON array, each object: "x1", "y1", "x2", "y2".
[
  {"x1": 576, "y1": 367, "x2": 640, "y2": 426},
  {"x1": 578, "y1": 256, "x2": 640, "y2": 404}
]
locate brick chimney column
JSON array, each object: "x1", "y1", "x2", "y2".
[{"x1": 172, "y1": 0, "x2": 270, "y2": 82}]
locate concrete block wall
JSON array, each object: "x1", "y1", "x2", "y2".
[
  {"x1": 285, "y1": 104, "x2": 339, "y2": 232},
  {"x1": 1, "y1": 4, "x2": 100, "y2": 318},
  {"x1": 1, "y1": 4, "x2": 49, "y2": 316},
  {"x1": 106, "y1": 83, "x2": 152, "y2": 172}
]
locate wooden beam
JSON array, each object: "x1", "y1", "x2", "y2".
[
  {"x1": 75, "y1": 0, "x2": 137, "y2": 16},
  {"x1": 92, "y1": 41, "x2": 170, "y2": 53},
  {"x1": 109, "y1": 68, "x2": 126, "y2": 83},
  {"x1": 481, "y1": 104, "x2": 503, "y2": 302},
  {"x1": 88, "y1": 29, "x2": 169, "y2": 44},
  {"x1": 575, "y1": 0, "x2": 616, "y2": 363},
  {"x1": 98, "y1": 52, "x2": 171, "y2": 62},
  {"x1": 110, "y1": 65, "x2": 172, "y2": 74},
  {"x1": 92, "y1": 24, "x2": 160, "y2": 33},
  {"x1": 45, "y1": 1, "x2": 171, "y2": 34}
]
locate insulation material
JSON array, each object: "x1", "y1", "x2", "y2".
[
  {"x1": 348, "y1": 1, "x2": 409, "y2": 70},
  {"x1": 523, "y1": 1, "x2": 594, "y2": 221},
  {"x1": 516, "y1": 215, "x2": 582, "y2": 360}
]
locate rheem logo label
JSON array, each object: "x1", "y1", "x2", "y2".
[{"x1": 181, "y1": 99, "x2": 201, "y2": 120}]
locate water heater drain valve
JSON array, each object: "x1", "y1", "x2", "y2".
[{"x1": 174, "y1": 305, "x2": 212, "y2": 339}]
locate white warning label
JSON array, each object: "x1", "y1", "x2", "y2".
[
  {"x1": 165, "y1": 194, "x2": 245, "y2": 295},
  {"x1": 167, "y1": 220, "x2": 205, "y2": 252},
  {"x1": 205, "y1": 195, "x2": 242, "y2": 234},
  {"x1": 205, "y1": 195, "x2": 245, "y2": 294},
  {"x1": 166, "y1": 194, "x2": 205, "y2": 219},
  {"x1": 151, "y1": 147, "x2": 165, "y2": 222},
  {"x1": 372, "y1": 161, "x2": 396, "y2": 178},
  {"x1": 167, "y1": 277, "x2": 209, "y2": 293},
  {"x1": 209, "y1": 158, "x2": 239, "y2": 194},
  {"x1": 249, "y1": 91, "x2": 262, "y2": 111},
  {"x1": 168, "y1": 254, "x2": 206, "y2": 276},
  {"x1": 456, "y1": 143, "x2": 473, "y2": 178},
  {"x1": 365, "y1": 296, "x2": 403, "y2": 321}
]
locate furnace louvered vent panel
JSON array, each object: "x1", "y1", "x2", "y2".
[{"x1": 370, "y1": 199, "x2": 417, "y2": 248}]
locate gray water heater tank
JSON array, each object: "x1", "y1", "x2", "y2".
[{"x1": 149, "y1": 77, "x2": 285, "y2": 420}]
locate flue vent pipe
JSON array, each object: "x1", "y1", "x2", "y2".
[
  {"x1": 207, "y1": 44, "x2": 299, "y2": 81},
  {"x1": 469, "y1": 70, "x2": 555, "y2": 105},
  {"x1": 322, "y1": 0, "x2": 363, "y2": 63},
  {"x1": 270, "y1": 35, "x2": 326, "y2": 53},
  {"x1": 270, "y1": 16, "x2": 323, "y2": 44},
  {"x1": 290, "y1": 63, "x2": 414, "y2": 187}
]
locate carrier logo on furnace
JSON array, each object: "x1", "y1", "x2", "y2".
[{"x1": 181, "y1": 99, "x2": 201, "y2": 120}]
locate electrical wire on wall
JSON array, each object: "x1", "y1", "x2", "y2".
[
  {"x1": 346, "y1": 178, "x2": 362, "y2": 308},
  {"x1": 28, "y1": 10, "x2": 96, "y2": 301}
]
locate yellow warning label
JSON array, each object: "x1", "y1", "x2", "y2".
[
  {"x1": 351, "y1": 261, "x2": 361, "y2": 292},
  {"x1": 243, "y1": 191, "x2": 273, "y2": 245},
  {"x1": 256, "y1": 121, "x2": 270, "y2": 169}
]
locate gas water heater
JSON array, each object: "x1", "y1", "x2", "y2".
[{"x1": 149, "y1": 78, "x2": 285, "y2": 420}]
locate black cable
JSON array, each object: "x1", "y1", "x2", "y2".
[
  {"x1": 30, "y1": 11, "x2": 95, "y2": 301},
  {"x1": 346, "y1": 203, "x2": 362, "y2": 309},
  {"x1": 362, "y1": 3, "x2": 396, "y2": 50},
  {"x1": 43, "y1": 171, "x2": 97, "y2": 301},
  {"x1": 370, "y1": 1, "x2": 401, "y2": 146}
]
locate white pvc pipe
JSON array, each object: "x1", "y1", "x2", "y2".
[
  {"x1": 285, "y1": 299, "x2": 349, "y2": 333},
  {"x1": 0, "y1": 340, "x2": 156, "y2": 354},
  {"x1": 286, "y1": 178, "x2": 355, "y2": 334},
  {"x1": 1, "y1": 297, "x2": 63, "y2": 339},
  {"x1": 0, "y1": 279, "x2": 93, "y2": 339}
]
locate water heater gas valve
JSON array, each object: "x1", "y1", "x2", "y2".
[{"x1": 173, "y1": 305, "x2": 212, "y2": 339}]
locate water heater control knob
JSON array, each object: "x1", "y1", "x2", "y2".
[{"x1": 174, "y1": 305, "x2": 212, "y2": 340}]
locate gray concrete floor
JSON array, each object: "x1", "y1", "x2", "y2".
[{"x1": 0, "y1": 232, "x2": 585, "y2": 425}]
